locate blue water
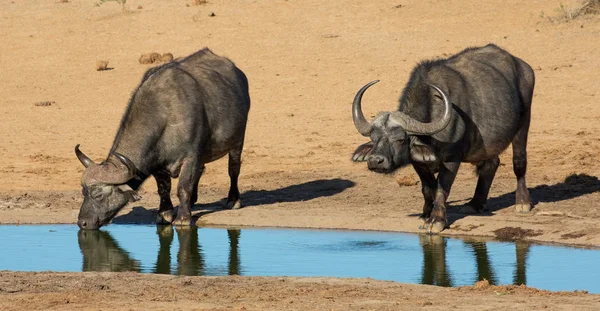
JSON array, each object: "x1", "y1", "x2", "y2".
[{"x1": 0, "y1": 225, "x2": 598, "y2": 293}]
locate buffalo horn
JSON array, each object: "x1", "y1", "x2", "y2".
[
  {"x1": 75, "y1": 144, "x2": 95, "y2": 168},
  {"x1": 352, "y1": 80, "x2": 379, "y2": 136},
  {"x1": 389, "y1": 84, "x2": 452, "y2": 135}
]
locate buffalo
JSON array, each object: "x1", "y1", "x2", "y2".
[
  {"x1": 75, "y1": 48, "x2": 250, "y2": 229},
  {"x1": 351, "y1": 44, "x2": 534, "y2": 233}
]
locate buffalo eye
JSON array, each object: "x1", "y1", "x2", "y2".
[{"x1": 89, "y1": 186, "x2": 111, "y2": 200}]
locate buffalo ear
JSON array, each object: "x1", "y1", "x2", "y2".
[
  {"x1": 410, "y1": 145, "x2": 437, "y2": 163},
  {"x1": 118, "y1": 184, "x2": 141, "y2": 202},
  {"x1": 352, "y1": 142, "x2": 374, "y2": 162}
]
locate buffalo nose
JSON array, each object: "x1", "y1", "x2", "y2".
[
  {"x1": 78, "y1": 219, "x2": 87, "y2": 229},
  {"x1": 369, "y1": 155, "x2": 385, "y2": 164},
  {"x1": 367, "y1": 155, "x2": 387, "y2": 169}
]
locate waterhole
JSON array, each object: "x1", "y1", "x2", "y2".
[{"x1": 0, "y1": 225, "x2": 598, "y2": 293}]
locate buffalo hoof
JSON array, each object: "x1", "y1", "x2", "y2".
[
  {"x1": 226, "y1": 199, "x2": 242, "y2": 210},
  {"x1": 173, "y1": 215, "x2": 193, "y2": 227},
  {"x1": 156, "y1": 210, "x2": 175, "y2": 224},
  {"x1": 514, "y1": 203, "x2": 532, "y2": 213},
  {"x1": 420, "y1": 217, "x2": 447, "y2": 234}
]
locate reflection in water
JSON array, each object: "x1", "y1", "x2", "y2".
[
  {"x1": 78, "y1": 230, "x2": 141, "y2": 272},
  {"x1": 419, "y1": 235, "x2": 452, "y2": 286},
  {"x1": 78, "y1": 227, "x2": 535, "y2": 286},
  {"x1": 464, "y1": 241, "x2": 498, "y2": 285},
  {"x1": 79, "y1": 226, "x2": 241, "y2": 276},
  {"x1": 419, "y1": 235, "x2": 531, "y2": 287},
  {"x1": 154, "y1": 225, "x2": 174, "y2": 274},
  {"x1": 176, "y1": 227, "x2": 204, "y2": 276},
  {"x1": 228, "y1": 229, "x2": 241, "y2": 275},
  {"x1": 514, "y1": 241, "x2": 530, "y2": 285}
]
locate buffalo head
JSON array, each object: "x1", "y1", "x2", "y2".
[
  {"x1": 75, "y1": 145, "x2": 141, "y2": 229},
  {"x1": 351, "y1": 80, "x2": 452, "y2": 173}
]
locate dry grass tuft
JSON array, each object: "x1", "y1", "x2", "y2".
[
  {"x1": 395, "y1": 174, "x2": 419, "y2": 187},
  {"x1": 559, "y1": 0, "x2": 600, "y2": 20}
]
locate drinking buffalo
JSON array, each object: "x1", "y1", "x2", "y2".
[{"x1": 75, "y1": 48, "x2": 250, "y2": 229}]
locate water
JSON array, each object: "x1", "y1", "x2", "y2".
[{"x1": 0, "y1": 225, "x2": 598, "y2": 293}]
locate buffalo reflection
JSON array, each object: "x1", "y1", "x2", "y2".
[
  {"x1": 78, "y1": 230, "x2": 141, "y2": 272},
  {"x1": 419, "y1": 235, "x2": 452, "y2": 286},
  {"x1": 419, "y1": 235, "x2": 530, "y2": 286},
  {"x1": 78, "y1": 226, "x2": 241, "y2": 275},
  {"x1": 79, "y1": 228, "x2": 531, "y2": 284}
]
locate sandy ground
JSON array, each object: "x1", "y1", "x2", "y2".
[
  {"x1": 1, "y1": 0, "x2": 600, "y2": 309},
  {"x1": 1, "y1": 272, "x2": 599, "y2": 311}
]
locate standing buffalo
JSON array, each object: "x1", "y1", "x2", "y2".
[
  {"x1": 75, "y1": 48, "x2": 250, "y2": 229},
  {"x1": 351, "y1": 44, "x2": 534, "y2": 233}
]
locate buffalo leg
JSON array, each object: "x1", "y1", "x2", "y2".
[
  {"x1": 512, "y1": 110, "x2": 532, "y2": 212},
  {"x1": 190, "y1": 165, "x2": 205, "y2": 205},
  {"x1": 460, "y1": 157, "x2": 500, "y2": 214},
  {"x1": 424, "y1": 161, "x2": 460, "y2": 234},
  {"x1": 413, "y1": 164, "x2": 436, "y2": 220},
  {"x1": 154, "y1": 170, "x2": 175, "y2": 224},
  {"x1": 225, "y1": 146, "x2": 243, "y2": 209},
  {"x1": 174, "y1": 158, "x2": 203, "y2": 226}
]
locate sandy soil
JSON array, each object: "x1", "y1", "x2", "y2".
[
  {"x1": 1, "y1": 0, "x2": 600, "y2": 309},
  {"x1": 1, "y1": 272, "x2": 599, "y2": 311}
]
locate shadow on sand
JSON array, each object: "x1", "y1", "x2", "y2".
[
  {"x1": 443, "y1": 173, "x2": 600, "y2": 225},
  {"x1": 113, "y1": 178, "x2": 355, "y2": 225}
]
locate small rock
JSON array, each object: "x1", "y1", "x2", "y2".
[
  {"x1": 474, "y1": 279, "x2": 490, "y2": 289},
  {"x1": 161, "y1": 53, "x2": 174, "y2": 62},
  {"x1": 139, "y1": 53, "x2": 161, "y2": 64},
  {"x1": 95, "y1": 60, "x2": 109, "y2": 71}
]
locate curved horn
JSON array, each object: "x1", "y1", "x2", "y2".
[
  {"x1": 85, "y1": 153, "x2": 137, "y2": 185},
  {"x1": 114, "y1": 153, "x2": 137, "y2": 180},
  {"x1": 352, "y1": 80, "x2": 379, "y2": 136},
  {"x1": 75, "y1": 144, "x2": 94, "y2": 168},
  {"x1": 389, "y1": 84, "x2": 452, "y2": 135}
]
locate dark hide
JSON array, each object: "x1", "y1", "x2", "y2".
[
  {"x1": 76, "y1": 48, "x2": 250, "y2": 229},
  {"x1": 351, "y1": 44, "x2": 535, "y2": 233}
]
